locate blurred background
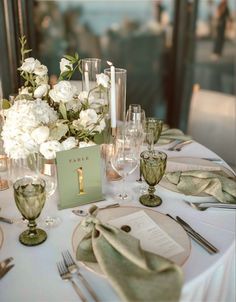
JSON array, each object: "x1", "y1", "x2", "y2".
[{"x1": 0, "y1": 0, "x2": 235, "y2": 163}]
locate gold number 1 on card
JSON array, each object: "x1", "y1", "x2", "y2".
[{"x1": 76, "y1": 167, "x2": 85, "y2": 195}]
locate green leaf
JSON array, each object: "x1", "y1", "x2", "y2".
[
  {"x1": 1, "y1": 99, "x2": 11, "y2": 109},
  {"x1": 50, "y1": 123, "x2": 69, "y2": 141},
  {"x1": 93, "y1": 132, "x2": 104, "y2": 145},
  {"x1": 59, "y1": 102, "x2": 68, "y2": 120},
  {"x1": 15, "y1": 94, "x2": 33, "y2": 101},
  {"x1": 75, "y1": 52, "x2": 79, "y2": 60},
  {"x1": 63, "y1": 55, "x2": 75, "y2": 62}
]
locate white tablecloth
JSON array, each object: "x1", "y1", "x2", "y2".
[{"x1": 0, "y1": 141, "x2": 235, "y2": 302}]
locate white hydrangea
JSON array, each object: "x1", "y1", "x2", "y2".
[
  {"x1": 39, "y1": 140, "x2": 62, "y2": 160},
  {"x1": 2, "y1": 99, "x2": 58, "y2": 159},
  {"x1": 61, "y1": 137, "x2": 78, "y2": 150}
]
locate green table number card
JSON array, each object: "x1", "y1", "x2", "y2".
[{"x1": 56, "y1": 145, "x2": 103, "y2": 209}]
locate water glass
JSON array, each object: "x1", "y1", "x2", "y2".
[
  {"x1": 13, "y1": 177, "x2": 47, "y2": 246},
  {"x1": 139, "y1": 150, "x2": 167, "y2": 207}
]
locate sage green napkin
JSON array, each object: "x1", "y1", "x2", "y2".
[
  {"x1": 165, "y1": 170, "x2": 236, "y2": 203},
  {"x1": 159, "y1": 124, "x2": 191, "y2": 145},
  {"x1": 76, "y1": 206, "x2": 183, "y2": 302}
]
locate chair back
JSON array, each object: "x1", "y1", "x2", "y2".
[{"x1": 187, "y1": 89, "x2": 236, "y2": 167}]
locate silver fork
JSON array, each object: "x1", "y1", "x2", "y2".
[
  {"x1": 168, "y1": 140, "x2": 192, "y2": 151},
  {"x1": 184, "y1": 200, "x2": 236, "y2": 211},
  {"x1": 62, "y1": 250, "x2": 100, "y2": 302},
  {"x1": 57, "y1": 261, "x2": 87, "y2": 302},
  {"x1": 0, "y1": 257, "x2": 14, "y2": 279}
]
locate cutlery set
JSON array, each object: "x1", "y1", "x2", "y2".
[
  {"x1": 166, "y1": 214, "x2": 219, "y2": 254},
  {"x1": 167, "y1": 140, "x2": 193, "y2": 151},
  {"x1": 0, "y1": 257, "x2": 14, "y2": 279},
  {"x1": 57, "y1": 250, "x2": 99, "y2": 302}
]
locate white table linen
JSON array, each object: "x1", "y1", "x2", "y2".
[{"x1": 0, "y1": 141, "x2": 235, "y2": 302}]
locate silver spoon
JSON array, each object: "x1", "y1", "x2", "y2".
[
  {"x1": 184, "y1": 200, "x2": 236, "y2": 211},
  {"x1": 72, "y1": 203, "x2": 120, "y2": 216}
]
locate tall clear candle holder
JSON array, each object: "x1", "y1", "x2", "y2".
[
  {"x1": 104, "y1": 68, "x2": 127, "y2": 136},
  {"x1": 81, "y1": 58, "x2": 101, "y2": 92}
]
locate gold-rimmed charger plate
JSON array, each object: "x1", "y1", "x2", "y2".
[
  {"x1": 72, "y1": 206, "x2": 191, "y2": 275},
  {"x1": 160, "y1": 157, "x2": 235, "y2": 200},
  {"x1": 0, "y1": 226, "x2": 3, "y2": 249}
]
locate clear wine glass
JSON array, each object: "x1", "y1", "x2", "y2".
[
  {"x1": 34, "y1": 154, "x2": 61, "y2": 227},
  {"x1": 111, "y1": 132, "x2": 139, "y2": 200}
]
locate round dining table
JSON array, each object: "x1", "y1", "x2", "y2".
[{"x1": 0, "y1": 141, "x2": 235, "y2": 302}]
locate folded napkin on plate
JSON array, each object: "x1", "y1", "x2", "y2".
[
  {"x1": 165, "y1": 170, "x2": 236, "y2": 203},
  {"x1": 159, "y1": 125, "x2": 191, "y2": 145},
  {"x1": 76, "y1": 206, "x2": 183, "y2": 302}
]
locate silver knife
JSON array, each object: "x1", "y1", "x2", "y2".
[
  {"x1": 0, "y1": 264, "x2": 15, "y2": 279},
  {"x1": 176, "y1": 216, "x2": 219, "y2": 254},
  {"x1": 0, "y1": 217, "x2": 14, "y2": 224},
  {"x1": 166, "y1": 214, "x2": 219, "y2": 254}
]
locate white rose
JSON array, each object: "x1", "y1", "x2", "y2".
[
  {"x1": 78, "y1": 91, "x2": 89, "y2": 103},
  {"x1": 49, "y1": 81, "x2": 76, "y2": 103},
  {"x1": 60, "y1": 58, "x2": 73, "y2": 73},
  {"x1": 96, "y1": 73, "x2": 110, "y2": 88},
  {"x1": 79, "y1": 109, "x2": 98, "y2": 128},
  {"x1": 34, "y1": 64, "x2": 48, "y2": 77},
  {"x1": 94, "y1": 118, "x2": 106, "y2": 132},
  {"x1": 61, "y1": 137, "x2": 78, "y2": 150},
  {"x1": 79, "y1": 141, "x2": 96, "y2": 148},
  {"x1": 20, "y1": 57, "x2": 41, "y2": 73},
  {"x1": 34, "y1": 84, "x2": 49, "y2": 98},
  {"x1": 39, "y1": 140, "x2": 62, "y2": 159},
  {"x1": 31, "y1": 126, "x2": 50, "y2": 144}
]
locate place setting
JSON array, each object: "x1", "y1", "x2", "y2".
[{"x1": 0, "y1": 27, "x2": 235, "y2": 302}]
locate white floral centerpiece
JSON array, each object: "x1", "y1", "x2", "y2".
[{"x1": 1, "y1": 37, "x2": 110, "y2": 159}]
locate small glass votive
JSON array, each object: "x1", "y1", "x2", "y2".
[
  {"x1": 101, "y1": 144, "x2": 122, "y2": 182},
  {"x1": 0, "y1": 141, "x2": 9, "y2": 191}
]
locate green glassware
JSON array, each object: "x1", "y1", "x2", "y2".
[
  {"x1": 139, "y1": 151, "x2": 167, "y2": 207},
  {"x1": 145, "y1": 118, "x2": 163, "y2": 150},
  {"x1": 13, "y1": 177, "x2": 47, "y2": 246}
]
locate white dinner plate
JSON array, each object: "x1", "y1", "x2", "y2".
[
  {"x1": 159, "y1": 157, "x2": 235, "y2": 202},
  {"x1": 72, "y1": 206, "x2": 191, "y2": 275},
  {"x1": 0, "y1": 226, "x2": 3, "y2": 249}
]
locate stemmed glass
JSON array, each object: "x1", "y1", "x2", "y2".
[
  {"x1": 145, "y1": 117, "x2": 163, "y2": 150},
  {"x1": 33, "y1": 154, "x2": 61, "y2": 227},
  {"x1": 111, "y1": 130, "x2": 139, "y2": 200},
  {"x1": 126, "y1": 104, "x2": 146, "y2": 182},
  {"x1": 13, "y1": 176, "x2": 47, "y2": 246},
  {"x1": 139, "y1": 150, "x2": 167, "y2": 207}
]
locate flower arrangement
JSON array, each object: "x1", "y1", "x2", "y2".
[{"x1": 1, "y1": 36, "x2": 110, "y2": 159}]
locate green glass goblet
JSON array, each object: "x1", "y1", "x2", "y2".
[
  {"x1": 145, "y1": 118, "x2": 163, "y2": 150},
  {"x1": 13, "y1": 177, "x2": 47, "y2": 246},
  {"x1": 139, "y1": 150, "x2": 167, "y2": 207}
]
